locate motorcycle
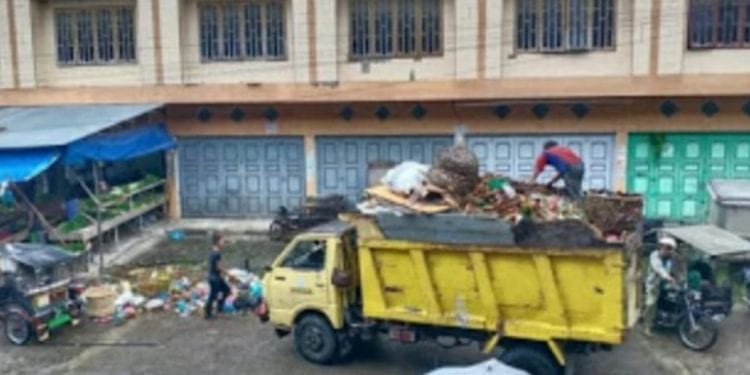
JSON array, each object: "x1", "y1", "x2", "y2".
[
  {"x1": 268, "y1": 195, "x2": 347, "y2": 241},
  {"x1": 653, "y1": 281, "x2": 719, "y2": 351}
]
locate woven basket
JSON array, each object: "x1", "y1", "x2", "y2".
[
  {"x1": 85, "y1": 286, "x2": 117, "y2": 318},
  {"x1": 135, "y1": 275, "x2": 171, "y2": 297}
]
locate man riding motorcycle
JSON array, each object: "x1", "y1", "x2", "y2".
[{"x1": 643, "y1": 236, "x2": 678, "y2": 337}]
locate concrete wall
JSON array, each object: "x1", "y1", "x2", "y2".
[{"x1": 684, "y1": 49, "x2": 750, "y2": 75}]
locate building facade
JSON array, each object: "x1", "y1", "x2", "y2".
[{"x1": 1, "y1": 0, "x2": 749, "y2": 221}]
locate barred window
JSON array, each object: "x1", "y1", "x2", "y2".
[
  {"x1": 689, "y1": 0, "x2": 750, "y2": 49},
  {"x1": 516, "y1": 0, "x2": 615, "y2": 53},
  {"x1": 55, "y1": 7, "x2": 136, "y2": 65},
  {"x1": 349, "y1": 0, "x2": 442, "y2": 60},
  {"x1": 199, "y1": 1, "x2": 286, "y2": 61}
]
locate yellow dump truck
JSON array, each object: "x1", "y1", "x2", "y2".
[{"x1": 263, "y1": 214, "x2": 641, "y2": 375}]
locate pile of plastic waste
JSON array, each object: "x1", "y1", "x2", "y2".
[{"x1": 87, "y1": 266, "x2": 266, "y2": 325}]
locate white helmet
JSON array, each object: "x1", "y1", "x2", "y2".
[{"x1": 658, "y1": 236, "x2": 677, "y2": 249}]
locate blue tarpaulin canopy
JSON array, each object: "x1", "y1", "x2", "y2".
[
  {"x1": 0, "y1": 148, "x2": 60, "y2": 183},
  {"x1": 64, "y1": 123, "x2": 176, "y2": 166}
]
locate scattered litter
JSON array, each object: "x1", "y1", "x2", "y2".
[{"x1": 145, "y1": 298, "x2": 165, "y2": 311}]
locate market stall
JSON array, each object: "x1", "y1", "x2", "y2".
[
  {"x1": 53, "y1": 123, "x2": 176, "y2": 261},
  {"x1": 0, "y1": 148, "x2": 63, "y2": 244},
  {"x1": 0, "y1": 104, "x2": 166, "y2": 262}
]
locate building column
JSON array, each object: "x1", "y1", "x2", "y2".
[
  {"x1": 160, "y1": 0, "x2": 183, "y2": 84},
  {"x1": 0, "y1": 2, "x2": 13, "y2": 89},
  {"x1": 166, "y1": 149, "x2": 181, "y2": 219},
  {"x1": 656, "y1": 0, "x2": 686, "y2": 75},
  {"x1": 315, "y1": 0, "x2": 337, "y2": 83},
  {"x1": 304, "y1": 134, "x2": 317, "y2": 197},
  {"x1": 484, "y1": 0, "x2": 502, "y2": 79},
  {"x1": 614, "y1": 130, "x2": 629, "y2": 192},
  {"x1": 631, "y1": 0, "x2": 653, "y2": 76},
  {"x1": 13, "y1": 0, "x2": 36, "y2": 88},
  {"x1": 137, "y1": 0, "x2": 157, "y2": 85},
  {"x1": 455, "y1": 0, "x2": 478, "y2": 79},
  {"x1": 292, "y1": 0, "x2": 311, "y2": 83}
]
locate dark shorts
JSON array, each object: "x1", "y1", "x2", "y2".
[{"x1": 563, "y1": 163, "x2": 585, "y2": 200}]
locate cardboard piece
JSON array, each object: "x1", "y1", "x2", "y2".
[{"x1": 365, "y1": 185, "x2": 451, "y2": 214}]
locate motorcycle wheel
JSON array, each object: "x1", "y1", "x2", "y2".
[
  {"x1": 268, "y1": 221, "x2": 285, "y2": 241},
  {"x1": 4, "y1": 310, "x2": 32, "y2": 346},
  {"x1": 678, "y1": 315, "x2": 718, "y2": 351}
]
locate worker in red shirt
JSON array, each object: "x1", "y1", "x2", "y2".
[{"x1": 532, "y1": 141, "x2": 585, "y2": 200}]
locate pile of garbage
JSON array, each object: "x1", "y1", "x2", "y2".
[
  {"x1": 83, "y1": 266, "x2": 266, "y2": 325},
  {"x1": 360, "y1": 145, "x2": 643, "y2": 247}
]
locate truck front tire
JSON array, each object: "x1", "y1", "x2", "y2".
[
  {"x1": 294, "y1": 314, "x2": 338, "y2": 365},
  {"x1": 499, "y1": 344, "x2": 562, "y2": 375}
]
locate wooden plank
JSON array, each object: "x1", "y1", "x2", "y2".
[
  {"x1": 100, "y1": 180, "x2": 166, "y2": 209},
  {"x1": 56, "y1": 198, "x2": 166, "y2": 242},
  {"x1": 11, "y1": 184, "x2": 66, "y2": 244},
  {"x1": 365, "y1": 185, "x2": 451, "y2": 214}
]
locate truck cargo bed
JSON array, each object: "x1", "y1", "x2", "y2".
[{"x1": 357, "y1": 238, "x2": 637, "y2": 345}]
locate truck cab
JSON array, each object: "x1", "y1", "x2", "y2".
[{"x1": 263, "y1": 221, "x2": 359, "y2": 363}]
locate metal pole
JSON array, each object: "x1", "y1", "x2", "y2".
[{"x1": 93, "y1": 163, "x2": 104, "y2": 276}]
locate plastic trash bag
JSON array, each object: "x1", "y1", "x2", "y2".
[
  {"x1": 426, "y1": 359, "x2": 529, "y2": 375},
  {"x1": 381, "y1": 161, "x2": 430, "y2": 195},
  {"x1": 250, "y1": 280, "x2": 263, "y2": 299}
]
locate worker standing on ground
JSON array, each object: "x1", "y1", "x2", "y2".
[
  {"x1": 643, "y1": 237, "x2": 678, "y2": 336},
  {"x1": 205, "y1": 232, "x2": 230, "y2": 320},
  {"x1": 531, "y1": 141, "x2": 585, "y2": 200}
]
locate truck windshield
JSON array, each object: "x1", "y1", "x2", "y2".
[{"x1": 280, "y1": 240, "x2": 326, "y2": 271}]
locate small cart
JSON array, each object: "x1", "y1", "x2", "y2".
[
  {"x1": 660, "y1": 225, "x2": 750, "y2": 319},
  {"x1": 0, "y1": 243, "x2": 85, "y2": 345}
]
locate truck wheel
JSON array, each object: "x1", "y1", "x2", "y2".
[
  {"x1": 4, "y1": 310, "x2": 33, "y2": 346},
  {"x1": 499, "y1": 345, "x2": 561, "y2": 375},
  {"x1": 294, "y1": 314, "x2": 338, "y2": 365}
]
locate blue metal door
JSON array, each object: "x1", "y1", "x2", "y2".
[
  {"x1": 316, "y1": 136, "x2": 453, "y2": 203},
  {"x1": 468, "y1": 134, "x2": 615, "y2": 190},
  {"x1": 178, "y1": 137, "x2": 305, "y2": 217}
]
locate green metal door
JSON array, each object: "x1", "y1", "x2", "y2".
[{"x1": 628, "y1": 133, "x2": 750, "y2": 221}]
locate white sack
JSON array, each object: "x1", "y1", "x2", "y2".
[{"x1": 381, "y1": 161, "x2": 430, "y2": 195}]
